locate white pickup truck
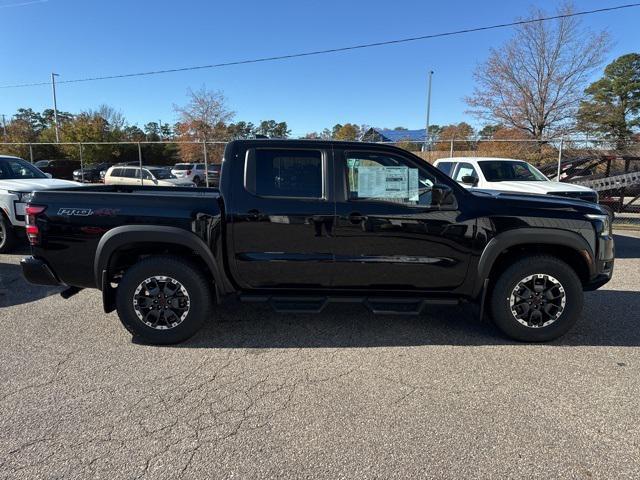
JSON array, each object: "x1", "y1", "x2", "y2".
[
  {"x1": 0, "y1": 155, "x2": 80, "y2": 253},
  {"x1": 434, "y1": 157, "x2": 599, "y2": 203}
]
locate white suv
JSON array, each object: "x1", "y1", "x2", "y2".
[
  {"x1": 171, "y1": 163, "x2": 206, "y2": 185},
  {"x1": 434, "y1": 157, "x2": 598, "y2": 203},
  {"x1": 0, "y1": 155, "x2": 80, "y2": 252}
]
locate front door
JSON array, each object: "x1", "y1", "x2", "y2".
[
  {"x1": 230, "y1": 146, "x2": 335, "y2": 289},
  {"x1": 331, "y1": 148, "x2": 473, "y2": 290}
]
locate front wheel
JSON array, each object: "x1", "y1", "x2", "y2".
[
  {"x1": 116, "y1": 255, "x2": 213, "y2": 344},
  {"x1": 489, "y1": 255, "x2": 583, "y2": 342},
  {"x1": 0, "y1": 215, "x2": 17, "y2": 253}
]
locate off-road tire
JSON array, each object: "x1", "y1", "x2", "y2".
[
  {"x1": 116, "y1": 255, "x2": 213, "y2": 344},
  {"x1": 490, "y1": 255, "x2": 583, "y2": 342}
]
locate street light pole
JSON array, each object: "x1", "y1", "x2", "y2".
[
  {"x1": 424, "y1": 70, "x2": 434, "y2": 152},
  {"x1": 51, "y1": 72, "x2": 60, "y2": 143}
]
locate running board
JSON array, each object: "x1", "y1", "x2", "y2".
[{"x1": 239, "y1": 295, "x2": 459, "y2": 315}]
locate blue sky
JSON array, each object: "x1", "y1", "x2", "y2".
[{"x1": 0, "y1": 0, "x2": 638, "y2": 136}]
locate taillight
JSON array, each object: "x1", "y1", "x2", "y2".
[{"x1": 25, "y1": 204, "x2": 46, "y2": 245}]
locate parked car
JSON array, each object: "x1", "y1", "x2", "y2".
[
  {"x1": 206, "y1": 164, "x2": 222, "y2": 186},
  {"x1": 0, "y1": 155, "x2": 80, "y2": 252},
  {"x1": 104, "y1": 165, "x2": 195, "y2": 187},
  {"x1": 73, "y1": 162, "x2": 113, "y2": 183},
  {"x1": 99, "y1": 161, "x2": 139, "y2": 182},
  {"x1": 34, "y1": 159, "x2": 81, "y2": 180},
  {"x1": 171, "y1": 163, "x2": 207, "y2": 185},
  {"x1": 22, "y1": 140, "x2": 614, "y2": 345},
  {"x1": 434, "y1": 157, "x2": 599, "y2": 203}
]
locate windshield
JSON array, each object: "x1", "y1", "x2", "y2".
[
  {"x1": 0, "y1": 158, "x2": 47, "y2": 179},
  {"x1": 173, "y1": 164, "x2": 193, "y2": 170},
  {"x1": 149, "y1": 169, "x2": 175, "y2": 179},
  {"x1": 478, "y1": 160, "x2": 548, "y2": 182}
]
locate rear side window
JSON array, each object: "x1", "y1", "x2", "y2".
[
  {"x1": 436, "y1": 161, "x2": 454, "y2": 176},
  {"x1": 110, "y1": 168, "x2": 123, "y2": 177},
  {"x1": 122, "y1": 168, "x2": 138, "y2": 178},
  {"x1": 245, "y1": 149, "x2": 323, "y2": 198}
]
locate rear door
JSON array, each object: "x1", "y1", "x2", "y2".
[
  {"x1": 331, "y1": 148, "x2": 473, "y2": 290},
  {"x1": 229, "y1": 145, "x2": 335, "y2": 289}
]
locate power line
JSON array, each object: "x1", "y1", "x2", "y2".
[{"x1": 2, "y1": 3, "x2": 638, "y2": 89}]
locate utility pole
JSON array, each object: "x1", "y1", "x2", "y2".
[
  {"x1": 1, "y1": 114, "x2": 6, "y2": 139},
  {"x1": 424, "y1": 70, "x2": 434, "y2": 152},
  {"x1": 51, "y1": 72, "x2": 60, "y2": 143}
]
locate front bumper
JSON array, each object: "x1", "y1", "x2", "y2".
[
  {"x1": 584, "y1": 234, "x2": 615, "y2": 291},
  {"x1": 21, "y1": 256, "x2": 62, "y2": 286}
]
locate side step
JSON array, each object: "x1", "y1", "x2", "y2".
[{"x1": 239, "y1": 295, "x2": 459, "y2": 315}]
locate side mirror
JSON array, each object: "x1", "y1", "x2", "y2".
[
  {"x1": 45, "y1": 173, "x2": 53, "y2": 178},
  {"x1": 432, "y1": 184, "x2": 455, "y2": 207},
  {"x1": 460, "y1": 175, "x2": 477, "y2": 186}
]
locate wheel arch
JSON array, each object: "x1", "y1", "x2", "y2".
[
  {"x1": 474, "y1": 228, "x2": 595, "y2": 298},
  {"x1": 95, "y1": 226, "x2": 228, "y2": 307}
]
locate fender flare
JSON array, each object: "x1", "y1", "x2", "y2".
[
  {"x1": 473, "y1": 228, "x2": 595, "y2": 297},
  {"x1": 94, "y1": 225, "x2": 225, "y2": 292}
]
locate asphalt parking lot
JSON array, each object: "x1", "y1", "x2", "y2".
[{"x1": 1, "y1": 232, "x2": 639, "y2": 479}]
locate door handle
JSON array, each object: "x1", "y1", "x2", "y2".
[
  {"x1": 247, "y1": 209, "x2": 261, "y2": 220},
  {"x1": 348, "y1": 212, "x2": 366, "y2": 224}
]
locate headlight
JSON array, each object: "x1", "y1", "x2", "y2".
[
  {"x1": 586, "y1": 213, "x2": 611, "y2": 237},
  {"x1": 8, "y1": 191, "x2": 33, "y2": 203}
]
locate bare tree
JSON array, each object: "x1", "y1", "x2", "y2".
[
  {"x1": 174, "y1": 87, "x2": 234, "y2": 142},
  {"x1": 466, "y1": 2, "x2": 610, "y2": 139}
]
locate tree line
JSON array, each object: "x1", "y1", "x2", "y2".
[{"x1": 1, "y1": 3, "x2": 638, "y2": 165}]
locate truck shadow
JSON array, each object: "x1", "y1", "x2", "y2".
[
  {"x1": 0, "y1": 262, "x2": 61, "y2": 308},
  {"x1": 180, "y1": 289, "x2": 640, "y2": 348}
]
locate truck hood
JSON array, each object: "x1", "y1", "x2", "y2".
[
  {"x1": 472, "y1": 189, "x2": 605, "y2": 215},
  {"x1": 0, "y1": 178, "x2": 81, "y2": 192},
  {"x1": 480, "y1": 180, "x2": 593, "y2": 194}
]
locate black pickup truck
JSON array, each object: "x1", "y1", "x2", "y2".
[{"x1": 21, "y1": 140, "x2": 615, "y2": 344}]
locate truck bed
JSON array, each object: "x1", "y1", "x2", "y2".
[{"x1": 28, "y1": 185, "x2": 222, "y2": 288}]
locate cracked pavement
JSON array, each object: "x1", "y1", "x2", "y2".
[{"x1": 0, "y1": 232, "x2": 639, "y2": 479}]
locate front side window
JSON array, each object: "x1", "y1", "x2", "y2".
[
  {"x1": 344, "y1": 152, "x2": 436, "y2": 206},
  {"x1": 478, "y1": 160, "x2": 548, "y2": 182},
  {"x1": 453, "y1": 162, "x2": 478, "y2": 182},
  {"x1": 245, "y1": 149, "x2": 323, "y2": 198},
  {"x1": 150, "y1": 169, "x2": 173, "y2": 179},
  {"x1": 0, "y1": 158, "x2": 46, "y2": 179}
]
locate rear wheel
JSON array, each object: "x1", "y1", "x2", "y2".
[
  {"x1": 0, "y1": 215, "x2": 17, "y2": 253},
  {"x1": 193, "y1": 176, "x2": 201, "y2": 186},
  {"x1": 116, "y1": 255, "x2": 213, "y2": 344},
  {"x1": 489, "y1": 255, "x2": 583, "y2": 342}
]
